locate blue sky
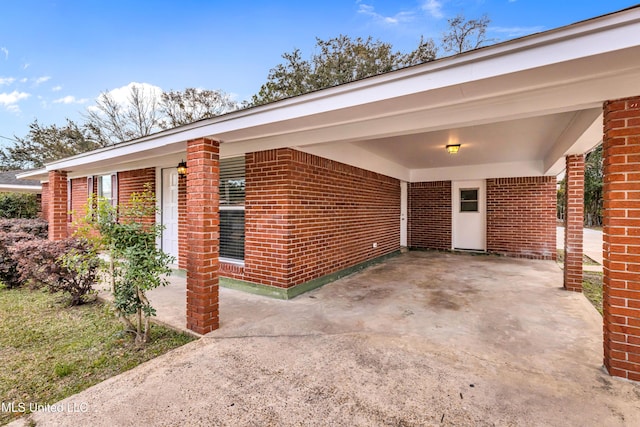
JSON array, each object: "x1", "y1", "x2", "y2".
[{"x1": 1, "y1": 0, "x2": 638, "y2": 145}]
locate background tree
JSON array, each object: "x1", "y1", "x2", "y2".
[
  {"x1": 251, "y1": 35, "x2": 437, "y2": 105},
  {"x1": 441, "y1": 14, "x2": 492, "y2": 54},
  {"x1": 159, "y1": 88, "x2": 240, "y2": 129},
  {"x1": 0, "y1": 119, "x2": 102, "y2": 170},
  {"x1": 556, "y1": 144, "x2": 603, "y2": 227},
  {"x1": 584, "y1": 144, "x2": 603, "y2": 227},
  {"x1": 85, "y1": 84, "x2": 162, "y2": 146}
]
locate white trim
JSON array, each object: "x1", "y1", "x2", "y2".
[
  {"x1": 155, "y1": 166, "x2": 162, "y2": 251},
  {"x1": 411, "y1": 160, "x2": 544, "y2": 182},
  {"x1": 0, "y1": 184, "x2": 41, "y2": 193},
  {"x1": 219, "y1": 257, "x2": 245, "y2": 267}
]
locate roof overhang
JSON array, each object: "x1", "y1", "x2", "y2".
[
  {"x1": 24, "y1": 6, "x2": 640, "y2": 182},
  {"x1": 0, "y1": 184, "x2": 42, "y2": 193}
]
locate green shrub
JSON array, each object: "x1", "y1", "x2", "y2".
[{"x1": 0, "y1": 193, "x2": 39, "y2": 219}]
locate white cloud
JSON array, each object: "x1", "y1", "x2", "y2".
[
  {"x1": 0, "y1": 90, "x2": 30, "y2": 112},
  {"x1": 0, "y1": 77, "x2": 15, "y2": 85},
  {"x1": 33, "y1": 76, "x2": 51, "y2": 85},
  {"x1": 490, "y1": 25, "x2": 545, "y2": 38},
  {"x1": 52, "y1": 85, "x2": 62, "y2": 92},
  {"x1": 421, "y1": 0, "x2": 444, "y2": 19},
  {"x1": 88, "y1": 82, "x2": 163, "y2": 113},
  {"x1": 19, "y1": 77, "x2": 27, "y2": 83},
  {"x1": 357, "y1": 2, "x2": 415, "y2": 25},
  {"x1": 0, "y1": 47, "x2": 8, "y2": 60},
  {"x1": 53, "y1": 95, "x2": 89, "y2": 104}
]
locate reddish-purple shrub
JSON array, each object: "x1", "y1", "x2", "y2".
[
  {"x1": 0, "y1": 230, "x2": 46, "y2": 288},
  {"x1": 13, "y1": 238, "x2": 100, "y2": 305},
  {"x1": 0, "y1": 234, "x2": 21, "y2": 288},
  {"x1": 0, "y1": 218, "x2": 48, "y2": 239}
]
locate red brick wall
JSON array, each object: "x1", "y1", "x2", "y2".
[
  {"x1": 40, "y1": 182, "x2": 50, "y2": 222},
  {"x1": 117, "y1": 168, "x2": 156, "y2": 224},
  {"x1": 602, "y1": 96, "x2": 640, "y2": 381},
  {"x1": 242, "y1": 149, "x2": 294, "y2": 287},
  {"x1": 68, "y1": 178, "x2": 89, "y2": 235},
  {"x1": 239, "y1": 148, "x2": 400, "y2": 288},
  {"x1": 408, "y1": 181, "x2": 452, "y2": 250},
  {"x1": 486, "y1": 177, "x2": 556, "y2": 260}
]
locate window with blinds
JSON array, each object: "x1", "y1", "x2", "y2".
[{"x1": 219, "y1": 157, "x2": 245, "y2": 262}]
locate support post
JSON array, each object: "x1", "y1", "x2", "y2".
[
  {"x1": 47, "y1": 170, "x2": 68, "y2": 241},
  {"x1": 564, "y1": 154, "x2": 585, "y2": 292},
  {"x1": 602, "y1": 96, "x2": 640, "y2": 381},
  {"x1": 185, "y1": 138, "x2": 220, "y2": 334}
]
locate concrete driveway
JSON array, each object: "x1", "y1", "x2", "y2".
[
  {"x1": 15, "y1": 251, "x2": 640, "y2": 426},
  {"x1": 557, "y1": 226, "x2": 604, "y2": 269}
]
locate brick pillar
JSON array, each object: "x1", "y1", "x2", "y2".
[
  {"x1": 178, "y1": 174, "x2": 187, "y2": 270},
  {"x1": 185, "y1": 138, "x2": 219, "y2": 334},
  {"x1": 563, "y1": 155, "x2": 585, "y2": 292},
  {"x1": 48, "y1": 170, "x2": 68, "y2": 241},
  {"x1": 603, "y1": 96, "x2": 640, "y2": 381}
]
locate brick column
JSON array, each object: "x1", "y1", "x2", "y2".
[
  {"x1": 563, "y1": 155, "x2": 585, "y2": 292},
  {"x1": 185, "y1": 138, "x2": 220, "y2": 334},
  {"x1": 603, "y1": 96, "x2": 640, "y2": 381},
  {"x1": 178, "y1": 174, "x2": 187, "y2": 270},
  {"x1": 48, "y1": 170, "x2": 68, "y2": 241}
]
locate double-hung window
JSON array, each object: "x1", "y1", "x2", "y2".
[{"x1": 219, "y1": 157, "x2": 245, "y2": 262}]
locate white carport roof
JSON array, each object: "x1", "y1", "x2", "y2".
[{"x1": 19, "y1": 6, "x2": 640, "y2": 183}]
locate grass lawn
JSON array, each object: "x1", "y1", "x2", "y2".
[
  {"x1": 583, "y1": 271, "x2": 603, "y2": 315},
  {"x1": 0, "y1": 286, "x2": 195, "y2": 425}
]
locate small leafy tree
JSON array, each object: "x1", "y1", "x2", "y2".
[{"x1": 81, "y1": 184, "x2": 174, "y2": 344}]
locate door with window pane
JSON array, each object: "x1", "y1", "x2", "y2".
[
  {"x1": 161, "y1": 168, "x2": 179, "y2": 260},
  {"x1": 452, "y1": 180, "x2": 486, "y2": 250}
]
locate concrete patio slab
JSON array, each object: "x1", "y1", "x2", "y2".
[{"x1": 13, "y1": 251, "x2": 640, "y2": 427}]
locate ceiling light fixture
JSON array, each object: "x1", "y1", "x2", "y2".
[{"x1": 446, "y1": 144, "x2": 461, "y2": 154}]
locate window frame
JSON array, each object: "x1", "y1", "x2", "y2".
[
  {"x1": 219, "y1": 157, "x2": 245, "y2": 265},
  {"x1": 459, "y1": 188, "x2": 479, "y2": 213}
]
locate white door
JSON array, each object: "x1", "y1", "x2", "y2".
[
  {"x1": 400, "y1": 181, "x2": 408, "y2": 247},
  {"x1": 452, "y1": 180, "x2": 486, "y2": 251},
  {"x1": 161, "y1": 168, "x2": 179, "y2": 260}
]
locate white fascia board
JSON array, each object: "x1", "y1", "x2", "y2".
[
  {"x1": 410, "y1": 160, "x2": 545, "y2": 182},
  {"x1": 16, "y1": 168, "x2": 48, "y2": 180},
  {"x1": 0, "y1": 184, "x2": 42, "y2": 193}
]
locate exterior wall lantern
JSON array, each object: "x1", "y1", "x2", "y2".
[
  {"x1": 446, "y1": 144, "x2": 461, "y2": 154},
  {"x1": 177, "y1": 160, "x2": 188, "y2": 177}
]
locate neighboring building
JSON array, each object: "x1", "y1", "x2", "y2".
[
  {"x1": 0, "y1": 170, "x2": 41, "y2": 194},
  {"x1": 19, "y1": 6, "x2": 640, "y2": 381}
]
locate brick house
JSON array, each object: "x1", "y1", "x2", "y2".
[{"x1": 19, "y1": 7, "x2": 640, "y2": 381}]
